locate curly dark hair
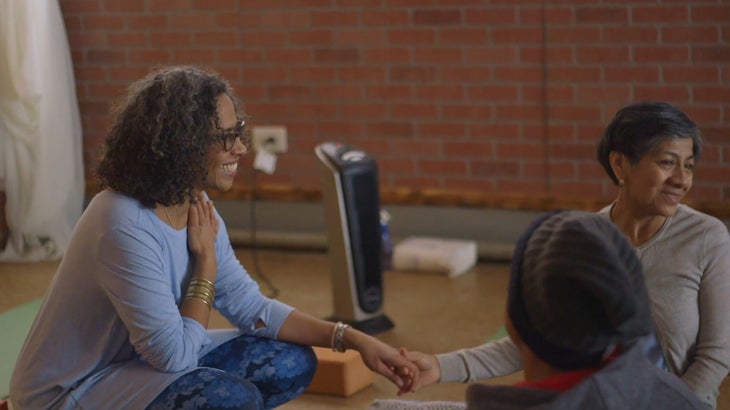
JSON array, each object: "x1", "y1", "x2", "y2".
[{"x1": 96, "y1": 66, "x2": 240, "y2": 207}]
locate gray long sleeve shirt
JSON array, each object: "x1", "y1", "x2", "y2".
[{"x1": 437, "y1": 205, "x2": 730, "y2": 409}]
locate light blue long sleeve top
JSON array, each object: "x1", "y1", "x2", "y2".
[{"x1": 10, "y1": 190, "x2": 294, "y2": 409}]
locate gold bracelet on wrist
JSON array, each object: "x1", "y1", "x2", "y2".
[{"x1": 184, "y1": 294, "x2": 212, "y2": 307}]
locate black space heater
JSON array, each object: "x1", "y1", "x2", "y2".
[{"x1": 315, "y1": 142, "x2": 394, "y2": 334}]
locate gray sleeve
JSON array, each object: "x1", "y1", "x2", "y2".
[
  {"x1": 435, "y1": 336, "x2": 523, "y2": 383},
  {"x1": 681, "y1": 220, "x2": 730, "y2": 407}
]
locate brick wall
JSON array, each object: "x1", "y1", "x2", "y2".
[{"x1": 61, "y1": 0, "x2": 730, "y2": 201}]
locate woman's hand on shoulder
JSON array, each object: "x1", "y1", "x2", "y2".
[{"x1": 187, "y1": 191, "x2": 219, "y2": 276}]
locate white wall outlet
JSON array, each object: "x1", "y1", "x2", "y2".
[{"x1": 252, "y1": 125, "x2": 288, "y2": 154}]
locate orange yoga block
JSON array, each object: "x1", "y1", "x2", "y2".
[{"x1": 305, "y1": 346, "x2": 375, "y2": 397}]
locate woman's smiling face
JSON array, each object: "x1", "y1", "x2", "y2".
[
  {"x1": 205, "y1": 93, "x2": 247, "y2": 193},
  {"x1": 617, "y1": 137, "x2": 695, "y2": 218}
]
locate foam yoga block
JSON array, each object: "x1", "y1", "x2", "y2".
[
  {"x1": 306, "y1": 347, "x2": 375, "y2": 396},
  {"x1": 393, "y1": 237, "x2": 477, "y2": 278}
]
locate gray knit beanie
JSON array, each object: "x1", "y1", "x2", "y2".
[{"x1": 507, "y1": 210, "x2": 653, "y2": 370}]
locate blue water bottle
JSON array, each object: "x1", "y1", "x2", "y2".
[{"x1": 380, "y1": 209, "x2": 393, "y2": 271}]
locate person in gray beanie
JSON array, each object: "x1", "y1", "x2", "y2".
[{"x1": 464, "y1": 210, "x2": 704, "y2": 410}]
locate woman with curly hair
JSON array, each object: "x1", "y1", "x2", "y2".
[{"x1": 9, "y1": 66, "x2": 417, "y2": 410}]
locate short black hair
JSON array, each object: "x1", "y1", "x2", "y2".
[
  {"x1": 96, "y1": 66, "x2": 239, "y2": 207},
  {"x1": 596, "y1": 101, "x2": 702, "y2": 185}
]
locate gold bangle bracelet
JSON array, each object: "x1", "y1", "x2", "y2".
[
  {"x1": 331, "y1": 321, "x2": 350, "y2": 352},
  {"x1": 184, "y1": 294, "x2": 212, "y2": 307},
  {"x1": 186, "y1": 286, "x2": 215, "y2": 298},
  {"x1": 189, "y1": 278, "x2": 215, "y2": 289}
]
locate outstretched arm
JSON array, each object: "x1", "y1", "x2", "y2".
[{"x1": 276, "y1": 310, "x2": 419, "y2": 391}]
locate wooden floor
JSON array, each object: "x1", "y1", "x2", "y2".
[{"x1": 2, "y1": 248, "x2": 728, "y2": 409}]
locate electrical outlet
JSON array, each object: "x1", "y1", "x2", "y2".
[{"x1": 252, "y1": 125, "x2": 288, "y2": 154}]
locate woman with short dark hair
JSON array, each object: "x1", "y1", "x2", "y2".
[{"x1": 595, "y1": 101, "x2": 730, "y2": 408}]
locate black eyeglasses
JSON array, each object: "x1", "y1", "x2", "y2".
[{"x1": 216, "y1": 119, "x2": 249, "y2": 152}]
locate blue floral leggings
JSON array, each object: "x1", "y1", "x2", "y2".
[{"x1": 146, "y1": 335, "x2": 317, "y2": 410}]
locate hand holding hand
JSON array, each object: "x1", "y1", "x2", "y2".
[
  {"x1": 353, "y1": 333, "x2": 419, "y2": 393},
  {"x1": 396, "y1": 347, "x2": 441, "y2": 395}
]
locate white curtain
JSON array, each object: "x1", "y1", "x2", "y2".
[{"x1": 0, "y1": 0, "x2": 84, "y2": 261}]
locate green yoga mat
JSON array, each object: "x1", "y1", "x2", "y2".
[{"x1": 0, "y1": 298, "x2": 42, "y2": 399}]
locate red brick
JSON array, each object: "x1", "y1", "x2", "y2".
[
  {"x1": 662, "y1": 26, "x2": 719, "y2": 43},
  {"x1": 366, "y1": 85, "x2": 413, "y2": 100},
  {"x1": 603, "y1": 27, "x2": 658, "y2": 43},
  {"x1": 267, "y1": 49, "x2": 312, "y2": 64},
  {"x1": 60, "y1": 0, "x2": 102, "y2": 14},
  {"x1": 576, "y1": 46, "x2": 630, "y2": 64},
  {"x1": 415, "y1": 85, "x2": 464, "y2": 101},
  {"x1": 493, "y1": 66, "x2": 543, "y2": 82},
  {"x1": 545, "y1": 85, "x2": 575, "y2": 102},
  {"x1": 311, "y1": 11, "x2": 359, "y2": 26},
  {"x1": 547, "y1": 27, "x2": 601, "y2": 44},
  {"x1": 550, "y1": 105, "x2": 601, "y2": 122},
  {"x1": 444, "y1": 142, "x2": 493, "y2": 157},
  {"x1": 241, "y1": 67, "x2": 288, "y2": 82},
  {"x1": 362, "y1": 48, "x2": 412, "y2": 64},
  {"x1": 217, "y1": 48, "x2": 264, "y2": 64},
  {"x1": 335, "y1": 29, "x2": 387, "y2": 46},
  {"x1": 339, "y1": 67, "x2": 386, "y2": 81},
  {"x1": 83, "y1": 15, "x2": 125, "y2": 30},
  {"x1": 192, "y1": 0, "x2": 236, "y2": 10},
  {"x1": 473, "y1": 161, "x2": 520, "y2": 177},
  {"x1": 392, "y1": 104, "x2": 439, "y2": 119},
  {"x1": 634, "y1": 86, "x2": 691, "y2": 102},
  {"x1": 442, "y1": 105, "x2": 493, "y2": 120},
  {"x1": 604, "y1": 66, "x2": 660, "y2": 83},
  {"x1": 194, "y1": 31, "x2": 238, "y2": 47},
  {"x1": 418, "y1": 122, "x2": 469, "y2": 138},
  {"x1": 551, "y1": 182, "x2": 604, "y2": 197},
  {"x1": 547, "y1": 66, "x2": 601, "y2": 83},
  {"x1": 492, "y1": 27, "x2": 543, "y2": 44},
  {"x1": 289, "y1": 30, "x2": 333, "y2": 46},
  {"x1": 466, "y1": 47, "x2": 518, "y2": 64},
  {"x1": 318, "y1": 121, "x2": 365, "y2": 138},
  {"x1": 104, "y1": 0, "x2": 145, "y2": 12},
  {"x1": 691, "y1": 5, "x2": 730, "y2": 23},
  {"x1": 87, "y1": 50, "x2": 127, "y2": 64},
  {"x1": 633, "y1": 6, "x2": 689, "y2": 23},
  {"x1": 268, "y1": 85, "x2": 312, "y2": 100},
  {"x1": 127, "y1": 15, "x2": 168, "y2": 30},
  {"x1": 550, "y1": 143, "x2": 595, "y2": 159},
  {"x1": 289, "y1": 66, "x2": 337, "y2": 82},
  {"x1": 692, "y1": 46, "x2": 730, "y2": 63},
  {"x1": 388, "y1": 29, "x2": 436, "y2": 44},
  {"x1": 392, "y1": 140, "x2": 441, "y2": 155},
  {"x1": 420, "y1": 159, "x2": 468, "y2": 175},
  {"x1": 367, "y1": 122, "x2": 414, "y2": 138},
  {"x1": 445, "y1": 179, "x2": 495, "y2": 192},
  {"x1": 465, "y1": 8, "x2": 517, "y2": 25},
  {"x1": 341, "y1": 104, "x2": 389, "y2": 118},
  {"x1": 520, "y1": 7, "x2": 572, "y2": 25},
  {"x1": 317, "y1": 85, "x2": 363, "y2": 100},
  {"x1": 379, "y1": 158, "x2": 416, "y2": 175},
  {"x1": 391, "y1": 67, "x2": 438, "y2": 82},
  {"x1": 169, "y1": 13, "x2": 215, "y2": 29},
  {"x1": 314, "y1": 48, "x2": 359, "y2": 64},
  {"x1": 575, "y1": 7, "x2": 628, "y2": 24},
  {"x1": 470, "y1": 123, "x2": 520, "y2": 139},
  {"x1": 362, "y1": 10, "x2": 410, "y2": 26},
  {"x1": 663, "y1": 66, "x2": 719, "y2": 84},
  {"x1": 496, "y1": 105, "x2": 544, "y2": 122},
  {"x1": 413, "y1": 9, "x2": 462, "y2": 26},
  {"x1": 439, "y1": 28, "x2": 489, "y2": 45},
  {"x1": 575, "y1": 85, "x2": 631, "y2": 103},
  {"x1": 633, "y1": 46, "x2": 689, "y2": 63},
  {"x1": 170, "y1": 49, "x2": 214, "y2": 64},
  {"x1": 261, "y1": 11, "x2": 311, "y2": 28},
  {"x1": 148, "y1": 0, "x2": 192, "y2": 11},
  {"x1": 241, "y1": 31, "x2": 288, "y2": 47},
  {"x1": 414, "y1": 47, "x2": 463, "y2": 64},
  {"x1": 467, "y1": 85, "x2": 518, "y2": 101}
]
